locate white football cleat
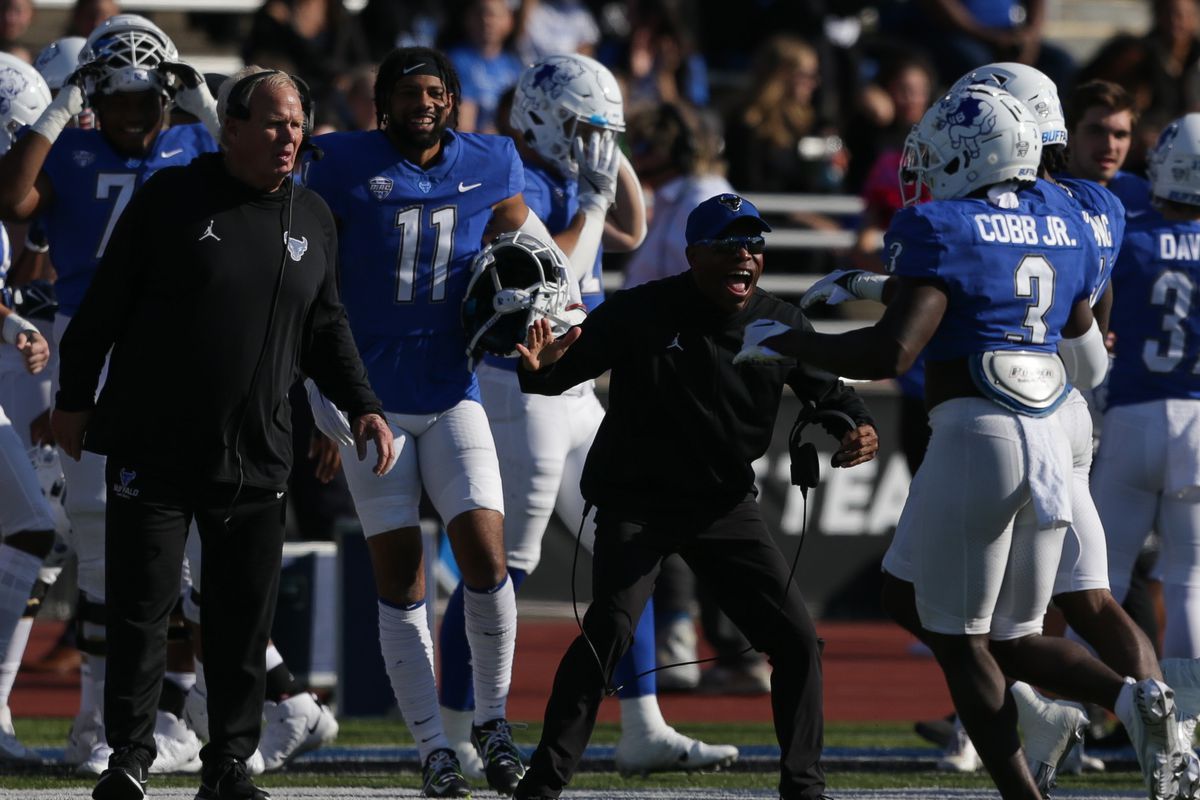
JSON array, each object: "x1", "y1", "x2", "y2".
[
  {"x1": 150, "y1": 709, "x2": 202, "y2": 773},
  {"x1": 65, "y1": 708, "x2": 112, "y2": 776},
  {"x1": 936, "y1": 718, "x2": 983, "y2": 773},
  {"x1": 1058, "y1": 740, "x2": 1106, "y2": 775},
  {"x1": 258, "y1": 692, "x2": 338, "y2": 771},
  {"x1": 1179, "y1": 751, "x2": 1200, "y2": 800},
  {"x1": 441, "y1": 706, "x2": 485, "y2": 780},
  {"x1": 1117, "y1": 677, "x2": 1186, "y2": 799},
  {"x1": 615, "y1": 728, "x2": 739, "y2": 776},
  {"x1": 1011, "y1": 681, "x2": 1089, "y2": 796},
  {"x1": 0, "y1": 705, "x2": 40, "y2": 763}
]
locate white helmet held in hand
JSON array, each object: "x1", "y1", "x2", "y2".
[
  {"x1": 901, "y1": 84, "x2": 1041, "y2": 206},
  {"x1": 951, "y1": 62, "x2": 1067, "y2": 147},
  {"x1": 79, "y1": 14, "x2": 178, "y2": 96},
  {"x1": 510, "y1": 53, "x2": 625, "y2": 178},
  {"x1": 0, "y1": 53, "x2": 52, "y2": 154},
  {"x1": 461, "y1": 231, "x2": 572, "y2": 366},
  {"x1": 1148, "y1": 113, "x2": 1200, "y2": 206},
  {"x1": 34, "y1": 37, "x2": 87, "y2": 91}
]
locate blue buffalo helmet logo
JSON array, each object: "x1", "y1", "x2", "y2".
[
  {"x1": 119, "y1": 468, "x2": 136, "y2": 488},
  {"x1": 529, "y1": 57, "x2": 586, "y2": 100},
  {"x1": 940, "y1": 95, "x2": 997, "y2": 160},
  {"x1": 0, "y1": 66, "x2": 29, "y2": 117}
]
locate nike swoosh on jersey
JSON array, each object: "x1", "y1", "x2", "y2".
[
  {"x1": 160, "y1": 148, "x2": 185, "y2": 158},
  {"x1": 458, "y1": 181, "x2": 482, "y2": 192},
  {"x1": 403, "y1": 63, "x2": 427, "y2": 74}
]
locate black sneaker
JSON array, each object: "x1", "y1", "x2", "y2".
[
  {"x1": 421, "y1": 747, "x2": 472, "y2": 798},
  {"x1": 471, "y1": 719, "x2": 526, "y2": 796},
  {"x1": 92, "y1": 747, "x2": 149, "y2": 800},
  {"x1": 195, "y1": 758, "x2": 269, "y2": 800}
]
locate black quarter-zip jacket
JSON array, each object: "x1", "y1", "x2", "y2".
[
  {"x1": 519, "y1": 271, "x2": 874, "y2": 516},
  {"x1": 56, "y1": 152, "x2": 382, "y2": 489}
]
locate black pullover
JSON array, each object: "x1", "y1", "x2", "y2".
[
  {"x1": 519, "y1": 271, "x2": 873, "y2": 516},
  {"x1": 56, "y1": 152, "x2": 381, "y2": 489}
]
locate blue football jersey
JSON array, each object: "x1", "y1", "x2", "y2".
[
  {"x1": 1107, "y1": 170, "x2": 1153, "y2": 218},
  {"x1": 1106, "y1": 210, "x2": 1200, "y2": 406},
  {"x1": 1040, "y1": 177, "x2": 1126, "y2": 301},
  {"x1": 482, "y1": 160, "x2": 605, "y2": 372},
  {"x1": 305, "y1": 129, "x2": 524, "y2": 413},
  {"x1": 41, "y1": 124, "x2": 217, "y2": 316},
  {"x1": 884, "y1": 179, "x2": 1094, "y2": 362}
]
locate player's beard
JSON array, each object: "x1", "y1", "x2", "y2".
[{"x1": 391, "y1": 110, "x2": 450, "y2": 151}]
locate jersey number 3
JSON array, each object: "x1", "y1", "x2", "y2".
[
  {"x1": 1007, "y1": 254, "x2": 1056, "y2": 345},
  {"x1": 394, "y1": 205, "x2": 457, "y2": 303},
  {"x1": 1144, "y1": 269, "x2": 1200, "y2": 374}
]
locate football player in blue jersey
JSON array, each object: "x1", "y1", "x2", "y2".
[
  {"x1": 0, "y1": 14, "x2": 220, "y2": 777},
  {"x1": 942, "y1": 63, "x2": 1175, "y2": 785},
  {"x1": 304, "y1": 46, "x2": 551, "y2": 798},
  {"x1": 1066, "y1": 80, "x2": 1152, "y2": 218},
  {"x1": 1095, "y1": 115, "x2": 1200, "y2": 672},
  {"x1": 0, "y1": 53, "x2": 58, "y2": 765},
  {"x1": 436, "y1": 54, "x2": 738, "y2": 778},
  {"x1": 740, "y1": 84, "x2": 1191, "y2": 800}
]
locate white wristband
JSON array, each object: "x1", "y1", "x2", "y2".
[
  {"x1": 2, "y1": 313, "x2": 38, "y2": 344},
  {"x1": 848, "y1": 272, "x2": 888, "y2": 302}
]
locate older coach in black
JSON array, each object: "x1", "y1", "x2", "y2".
[
  {"x1": 512, "y1": 194, "x2": 879, "y2": 800},
  {"x1": 51, "y1": 68, "x2": 393, "y2": 800}
]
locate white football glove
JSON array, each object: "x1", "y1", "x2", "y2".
[
  {"x1": 574, "y1": 130, "x2": 619, "y2": 210},
  {"x1": 160, "y1": 62, "x2": 220, "y2": 141},
  {"x1": 800, "y1": 270, "x2": 888, "y2": 310},
  {"x1": 733, "y1": 319, "x2": 793, "y2": 365},
  {"x1": 30, "y1": 81, "x2": 86, "y2": 145},
  {"x1": 304, "y1": 378, "x2": 354, "y2": 447}
]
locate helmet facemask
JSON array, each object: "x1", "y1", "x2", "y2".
[{"x1": 462, "y1": 232, "x2": 572, "y2": 369}]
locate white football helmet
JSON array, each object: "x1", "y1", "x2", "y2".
[
  {"x1": 951, "y1": 62, "x2": 1067, "y2": 147},
  {"x1": 900, "y1": 84, "x2": 1041, "y2": 206},
  {"x1": 462, "y1": 231, "x2": 572, "y2": 366},
  {"x1": 1148, "y1": 113, "x2": 1200, "y2": 206},
  {"x1": 0, "y1": 53, "x2": 52, "y2": 155},
  {"x1": 79, "y1": 14, "x2": 177, "y2": 96},
  {"x1": 34, "y1": 37, "x2": 87, "y2": 91},
  {"x1": 510, "y1": 53, "x2": 625, "y2": 178}
]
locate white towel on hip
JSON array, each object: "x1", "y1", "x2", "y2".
[{"x1": 1016, "y1": 412, "x2": 1072, "y2": 529}]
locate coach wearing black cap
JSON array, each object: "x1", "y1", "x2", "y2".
[{"x1": 512, "y1": 194, "x2": 879, "y2": 800}]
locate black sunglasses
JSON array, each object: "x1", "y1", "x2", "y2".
[{"x1": 693, "y1": 235, "x2": 766, "y2": 254}]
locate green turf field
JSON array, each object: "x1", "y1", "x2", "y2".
[{"x1": 1, "y1": 717, "x2": 1146, "y2": 795}]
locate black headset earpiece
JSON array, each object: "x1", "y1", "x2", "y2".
[{"x1": 790, "y1": 407, "x2": 858, "y2": 496}]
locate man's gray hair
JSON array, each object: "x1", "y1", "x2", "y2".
[{"x1": 215, "y1": 67, "x2": 301, "y2": 148}]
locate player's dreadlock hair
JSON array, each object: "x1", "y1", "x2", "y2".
[{"x1": 374, "y1": 46, "x2": 461, "y2": 131}]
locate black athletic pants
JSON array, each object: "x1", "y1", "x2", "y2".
[
  {"x1": 518, "y1": 497, "x2": 826, "y2": 800},
  {"x1": 103, "y1": 462, "x2": 286, "y2": 767}
]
